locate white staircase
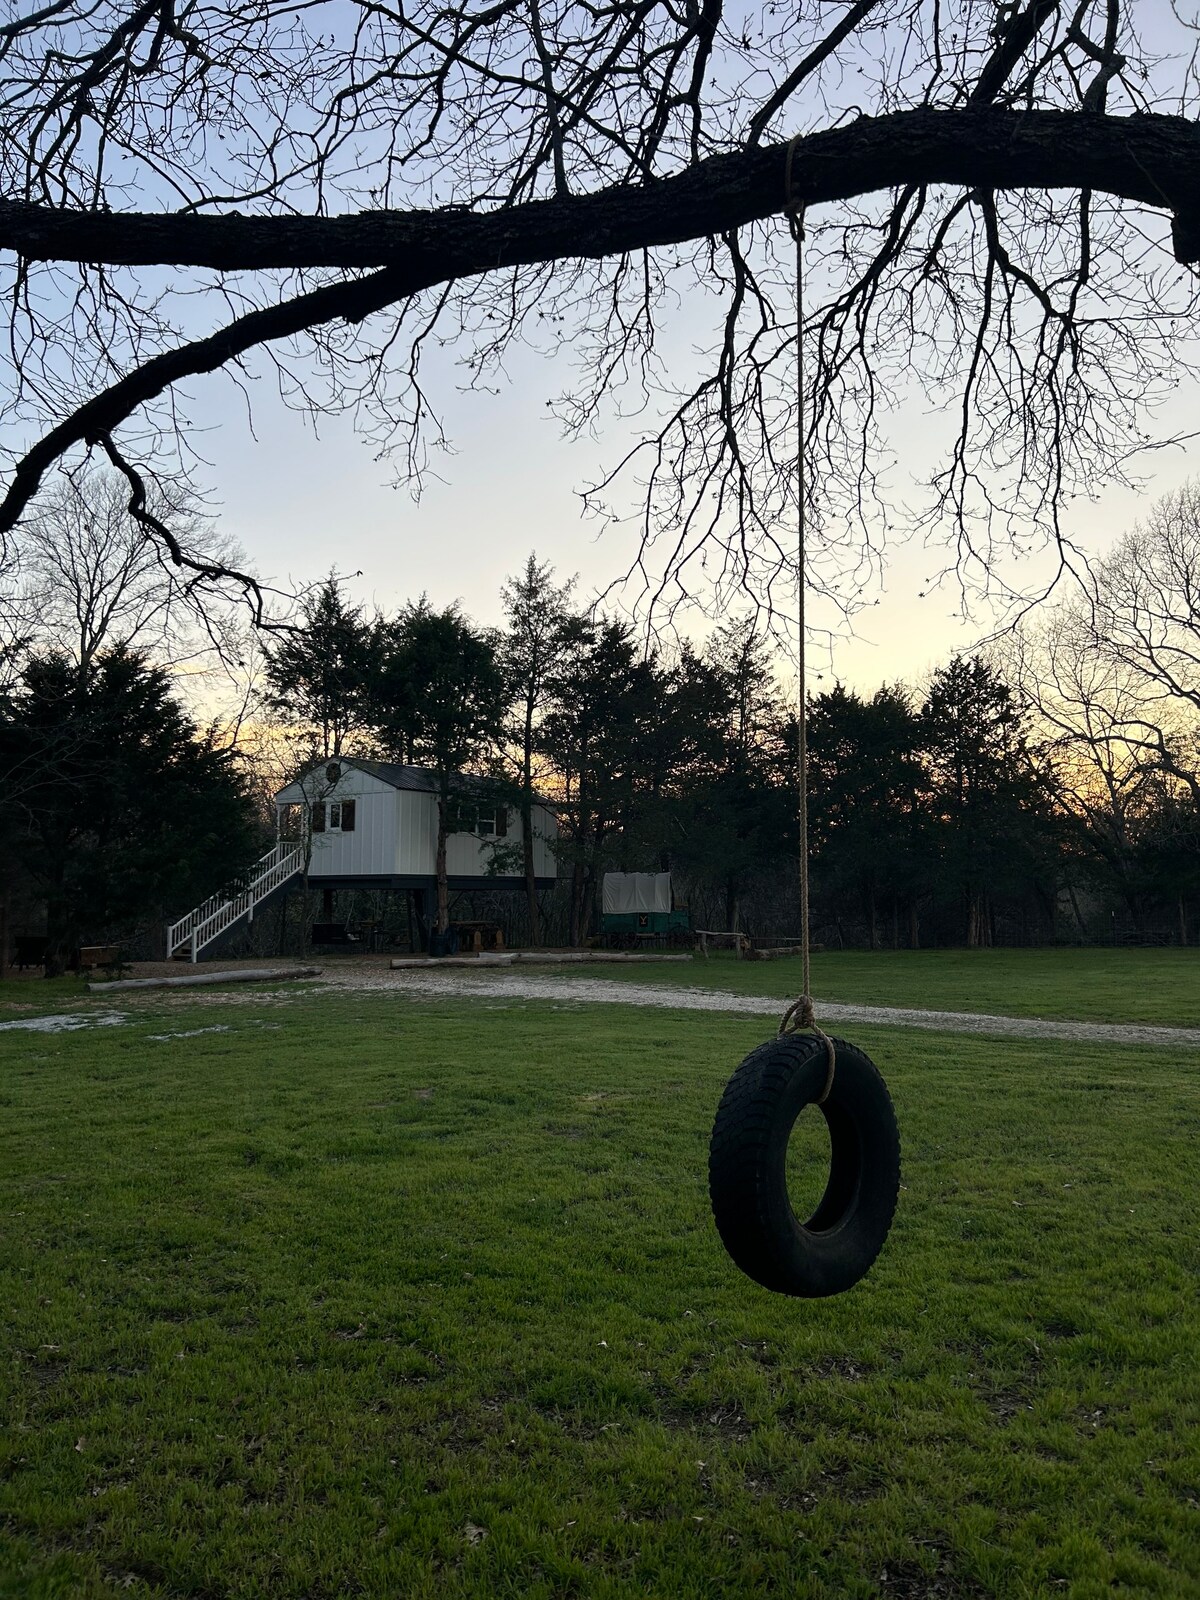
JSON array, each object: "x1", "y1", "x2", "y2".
[{"x1": 166, "y1": 841, "x2": 304, "y2": 962}]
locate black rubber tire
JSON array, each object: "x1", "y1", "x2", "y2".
[{"x1": 708, "y1": 1033, "x2": 901, "y2": 1298}]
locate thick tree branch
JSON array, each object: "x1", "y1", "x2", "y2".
[
  {"x1": 2, "y1": 110, "x2": 1200, "y2": 273},
  {"x1": 0, "y1": 267, "x2": 412, "y2": 535}
]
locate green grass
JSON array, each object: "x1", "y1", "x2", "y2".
[
  {"x1": 552, "y1": 946, "x2": 1200, "y2": 1027},
  {"x1": 3, "y1": 986, "x2": 1199, "y2": 1597},
  {"x1": 0, "y1": 976, "x2": 92, "y2": 1011}
]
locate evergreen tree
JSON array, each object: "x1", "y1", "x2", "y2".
[
  {"x1": 537, "y1": 617, "x2": 661, "y2": 945},
  {"x1": 498, "y1": 555, "x2": 575, "y2": 946},
  {"x1": 807, "y1": 684, "x2": 928, "y2": 947},
  {"x1": 263, "y1": 576, "x2": 381, "y2": 760},
  {"x1": 1, "y1": 648, "x2": 260, "y2": 974},
  {"x1": 375, "y1": 602, "x2": 505, "y2": 935},
  {"x1": 921, "y1": 656, "x2": 1056, "y2": 946}
]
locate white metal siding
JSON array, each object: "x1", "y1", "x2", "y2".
[
  {"x1": 275, "y1": 762, "x2": 559, "y2": 881},
  {"x1": 278, "y1": 765, "x2": 400, "y2": 877},
  {"x1": 306, "y1": 788, "x2": 398, "y2": 876},
  {"x1": 397, "y1": 790, "x2": 438, "y2": 876},
  {"x1": 532, "y1": 804, "x2": 558, "y2": 878},
  {"x1": 445, "y1": 828, "x2": 491, "y2": 877}
]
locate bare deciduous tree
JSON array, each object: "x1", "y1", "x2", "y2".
[
  {"x1": 1086, "y1": 482, "x2": 1200, "y2": 748},
  {"x1": 19, "y1": 465, "x2": 246, "y2": 678},
  {"x1": 0, "y1": 3, "x2": 1198, "y2": 619}
]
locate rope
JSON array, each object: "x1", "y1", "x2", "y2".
[{"x1": 778, "y1": 136, "x2": 836, "y2": 1107}]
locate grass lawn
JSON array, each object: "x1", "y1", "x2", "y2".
[
  {"x1": 0, "y1": 976, "x2": 93, "y2": 1011},
  {"x1": 546, "y1": 946, "x2": 1200, "y2": 1028},
  {"x1": 2, "y1": 987, "x2": 1199, "y2": 1598}
]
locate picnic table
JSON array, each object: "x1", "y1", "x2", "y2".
[
  {"x1": 694, "y1": 929, "x2": 750, "y2": 958},
  {"x1": 450, "y1": 920, "x2": 505, "y2": 953}
]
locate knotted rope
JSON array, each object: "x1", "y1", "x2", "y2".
[{"x1": 778, "y1": 136, "x2": 836, "y2": 1107}]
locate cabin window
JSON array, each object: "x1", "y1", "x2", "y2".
[
  {"x1": 447, "y1": 798, "x2": 502, "y2": 835},
  {"x1": 279, "y1": 803, "x2": 304, "y2": 837},
  {"x1": 325, "y1": 800, "x2": 356, "y2": 832},
  {"x1": 446, "y1": 797, "x2": 473, "y2": 833},
  {"x1": 311, "y1": 801, "x2": 326, "y2": 833}
]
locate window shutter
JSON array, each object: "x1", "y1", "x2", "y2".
[
  {"x1": 495, "y1": 806, "x2": 508, "y2": 837},
  {"x1": 311, "y1": 801, "x2": 326, "y2": 833},
  {"x1": 341, "y1": 799, "x2": 356, "y2": 832}
]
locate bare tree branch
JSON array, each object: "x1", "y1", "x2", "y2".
[{"x1": 1, "y1": 111, "x2": 1199, "y2": 271}]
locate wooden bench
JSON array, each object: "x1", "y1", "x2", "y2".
[
  {"x1": 694, "y1": 929, "x2": 750, "y2": 958},
  {"x1": 76, "y1": 945, "x2": 121, "y2": 970},
  {"x1": 450, "y1": 920, "x2": 505, "y2": 953}
]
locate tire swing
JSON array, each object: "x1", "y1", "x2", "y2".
[{"x1": 708, "y1": 163, "x2": 901, "y2": 1298}]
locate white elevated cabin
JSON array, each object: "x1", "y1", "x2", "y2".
[
  {"x1": 273, "y1": 758, "x2": 559, "y2": 889},
  {"x1": 165, "y1": 758, "x2": 557, "y2": 961}
]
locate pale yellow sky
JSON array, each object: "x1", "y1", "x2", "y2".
[{"x1": 198, "y1": 339, "x2": 1200, "y2": 698}]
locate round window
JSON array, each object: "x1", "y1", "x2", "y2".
[{"x1": 325, "y1": 761, "x2": 341, "y2": 783}]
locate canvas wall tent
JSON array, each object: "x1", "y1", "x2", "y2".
[
  {"x1": 602, "y1": 873, "x2": 672, "y2": 915},
  {"x1": 600, "y1": 872, "x2": 689, "y2": 941}
]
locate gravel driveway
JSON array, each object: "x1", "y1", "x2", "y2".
[{"x1": 321, "y1": 967, "x2": 1200, "y2": 1050}]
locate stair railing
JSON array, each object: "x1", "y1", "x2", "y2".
[{"x1": 166, "y1": 841, "x2": 304, "y2": 961}]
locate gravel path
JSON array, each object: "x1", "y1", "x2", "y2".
[{"x1": 320, "y1": 967, "x2": 1200, "y2": 1050}]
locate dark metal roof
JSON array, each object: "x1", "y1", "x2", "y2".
[
  {"x1": 350, "y1": 759, "x2": 512, "y2": 795},
  {"x1": 349, "y1": 759, "x2": 441, "y2": 792},
  {"x1": 276, "y1": 757, "x2": 553, "y2": 807},
  {"x1": 279, "y1": 758, "x2": 503, "y2": 797}
]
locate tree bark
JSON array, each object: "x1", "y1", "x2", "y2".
[
  {"x1": 435, "y1": 789, "x2": 450, "y2": 935},
  {"x1": 570, "y1": 858, "x2": 586, "y2": 948},
  {"x1": 521, "y1": 693, "x2": 541, "y2": 948},
  {"x1": 725, "y1": 878, "x2": 741, "y2": 934},
  {"x1": 7, "y1": 109, "x2": 1200, "y2": 534},
  {"x1": 3, "y1": 112, "x2": 1200, "y2": 272},
  {"x1": 522, "y1": 797, "x2": 541, "y2": 948}
]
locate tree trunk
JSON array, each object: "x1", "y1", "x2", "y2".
[
  {"x1": 1179, "y1": 894, "x2": 1188, "y2": 948},
  {"x1": 569, "y1": 859, "x2": 586, "y2": 947},
  {"x1": 435, "y1": 790, "x2": 450, "y2": 934},
  {"x1": 45, "y1": 905, "x2": 73, "y2": 977},
  {"x1": 867, "y1": 889, "x2": 878, "y2": 950},
  {"x1": 1066, "y1": 879, "x2": 1087, "y2": 938},
  {"x1": 725, "y1": 877, "x2": 740, "y2": 933},
  {"x1": 908, "y1": 900, "x2": 920, "y2": 950},
  {"x1": 522, "y1": 796, "x2": 541, "y2": 948},
  {"x1": 581, "y1": 870, "x2": 598, "y2": 945},
  {"x1": 0, "y1": 892, "x2": 7, "y2": 980},
  {"x1": 966, "y1": 889, "x2": 987, "y2": 948}
]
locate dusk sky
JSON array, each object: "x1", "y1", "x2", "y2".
[
  {"x1": 193, "y1": 317, "x2": 1199, "y2": 696},
  {"x1": 9, "y1": 10, "x2": 1198, "y2": 698}
]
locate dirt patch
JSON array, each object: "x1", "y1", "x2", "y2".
[{"x1": 313, "y1": 967, "x2": 1200, "y2": 1049}]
